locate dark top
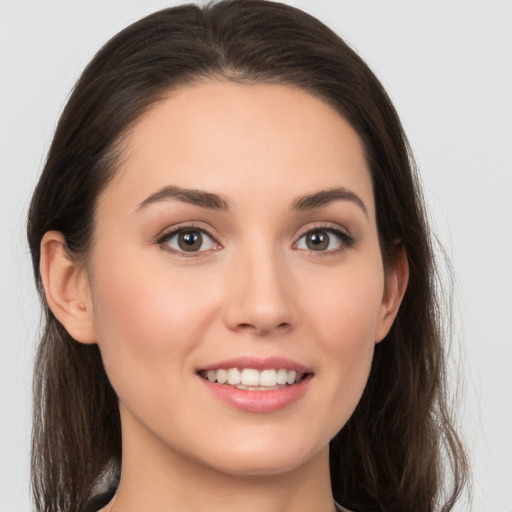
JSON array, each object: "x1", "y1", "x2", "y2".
[{"x1": 84, "y1": 487, "x2": 116, "y2": 512}]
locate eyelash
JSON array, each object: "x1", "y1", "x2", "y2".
[
  {"x1": 294, "y1": 223, "x2": 355, "y2": 256},
  {"x1": 156, "y1": 222, "x2": 355, "y2": 257},
  {"x1": 156, "y1": 223, "x2": 220, "y2": 258}
]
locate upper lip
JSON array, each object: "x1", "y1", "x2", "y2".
[{"x1": 198, "y1": 356, "x2": 312, "y2": 374}]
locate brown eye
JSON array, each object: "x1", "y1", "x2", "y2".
[
  {"x1": 295, "y1": 227, "x2": 353, "y2": 253},
  {"x1": 161, "y1": 228, "x2": 217, "y2": 254},
  {"x1": 178, "y1": 231, "x2": 203, "y2": 251},
  {"x1": 305, "y1": 231, "x2": 329, "y2": 251}
]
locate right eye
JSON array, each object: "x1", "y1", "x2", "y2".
[{"x1": 159, "y1": 227, "x2": 220, "y2": 255}]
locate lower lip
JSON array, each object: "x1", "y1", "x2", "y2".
[{"x1": 199, "y1": 375, "x2": 312, "y2": 413}]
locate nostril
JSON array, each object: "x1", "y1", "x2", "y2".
[
  {"x1": 233, "y1": 321, "x2": 292, "y2": 336},
  {"x1": 235, "y1": 323, "x2": 257, "y2": 332},
  {"x1": 221, "y1": 289, "x2": 298, "y2": 335}
]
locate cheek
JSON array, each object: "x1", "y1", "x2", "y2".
[
  {"x1": 306, "y1": 257, "x2": 385, "y2": 348},
  {"x1": 88, "y1": 249, "x2": 220, "y2": 395},
  {"x1": 303, "y1": 258, "x2": 384, "y2": 413}
]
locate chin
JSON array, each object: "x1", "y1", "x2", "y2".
[{"x1": 197, "y1": 439, "x2": 327, "y2": 477}]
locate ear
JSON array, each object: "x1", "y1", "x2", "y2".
[
  {"x1": 374, "y1": 242, "x2": 409, "y2": 343},
  {"x1": 39, "y1": 231, "x2": 97, "y2": 344}
]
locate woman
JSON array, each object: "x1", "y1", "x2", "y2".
[{"x1": 27, "y1": 1, "x2": 468, "y2": 511}]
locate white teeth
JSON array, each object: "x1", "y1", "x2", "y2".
[
  {"x1": 227, "y1": 368, "x2": 241, "y2": 385},
  {"x1": 216, "y1": 368, "x2": 228, "y2": 384},
  {"x1": 241, "y1": 368, "x2": 260, "y2": 386},
  {"x1": 202, "y1": 367, "x2": 304, "y2": 387},
  {"x1": 276, "y1": 368, "x2": 288, "y2": 385},
  {"x1": 259, "y1": 369, "x2": 277, "y2": 387}
]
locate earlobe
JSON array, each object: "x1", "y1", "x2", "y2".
[
  {"x1": 375, "y1": 244, "x2": 409, "y2": 343},
  {"x1": 39, "y1": 231, "x2": 97, "y2": 344}
]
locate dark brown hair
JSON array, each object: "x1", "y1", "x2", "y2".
[{"x1": 27, "y1": 1, "x2": 468, "y2": 511}]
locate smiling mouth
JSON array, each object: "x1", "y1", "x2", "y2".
[{"x1": 198, "y1": 368, "x2": 309, "y2": 391}]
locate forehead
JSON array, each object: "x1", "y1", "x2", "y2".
[{"x1": 99, "y1": 80, "x2": 374, "y2": 215}]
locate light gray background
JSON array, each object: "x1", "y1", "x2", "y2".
[{"x1": 1, "y1": 1, "x2": 511, "y2": 511}]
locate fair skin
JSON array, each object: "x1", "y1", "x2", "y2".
[{"x1": 40, "y1": 81, "x2": 408, "y2": 512}]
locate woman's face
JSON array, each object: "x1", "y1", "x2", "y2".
[{"x1": 84, "y1": 81, "x2": 401, "y2": 477}]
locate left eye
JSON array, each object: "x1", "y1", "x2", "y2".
[
  {"x1": 295, "y1": 229, "x2": 345, "y2": 252},
  {"x1": 161, "y1": 229, "x2": 217, "y2": 253}
]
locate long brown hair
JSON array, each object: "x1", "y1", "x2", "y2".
[{"x1": 27, "y1": 1, "x2": 468, "y2": 511}]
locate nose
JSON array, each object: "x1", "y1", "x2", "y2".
[{"x1": 222, "y1": 246, "x2": 298, "y2": 336}]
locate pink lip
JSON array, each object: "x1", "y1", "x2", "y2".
[
  {"x1": 197, "y1": 356, "x2": 313, "y2": 413},
  {"x1": 199, "y1": 375, "x2": 312, "y2": 413},
  {"x1": 198, "y1": 356, "x2": 312, "y2": 373}
]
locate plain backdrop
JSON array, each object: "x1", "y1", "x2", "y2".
[{"x1": 1, "y1": 1, "x2": 511, "y2": 511}]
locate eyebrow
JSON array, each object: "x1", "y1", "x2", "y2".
[
  {"x1": 136, "y1": 184, "x2": 367, "y2": 217},
  {"x1": 291, "y1": 187, "x2": 368, "y2": 217},
  {"x1": 136, "y1": 185, "x2": 231, "y2": 212}
]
